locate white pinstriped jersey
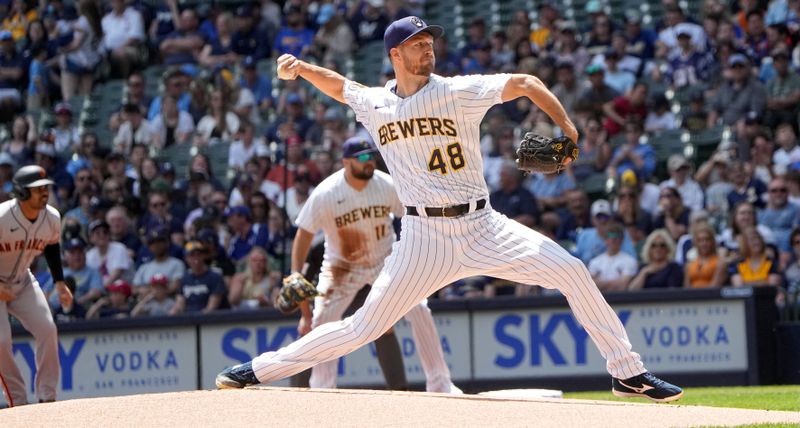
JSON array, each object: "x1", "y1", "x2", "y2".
[
  {"x1": 0, "y1": 200, "x2": 61, "y2": 295},
  {"x1": 343, "y1": 73, "x2": 512, "y2": 207},
  {"x1": 295, "y1": 169, "x2": 404, "y2": 275}
]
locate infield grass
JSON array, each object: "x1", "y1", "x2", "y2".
[{"x1": 563, "y1": 385, "x2": 800, "y2": 412}]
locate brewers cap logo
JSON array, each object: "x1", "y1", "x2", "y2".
[{"x1": 410, "y1": 17, "x2": 423, "y2": 27}]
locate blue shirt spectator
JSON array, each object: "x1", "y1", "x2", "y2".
[
  {"x1": 273, "y1": 8, "x2": 314, "y2": 58},
  {"x1": 608, "y1": 122, "x2": 656, "y2": 180}
]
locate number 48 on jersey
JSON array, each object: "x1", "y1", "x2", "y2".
[{"x1": 428, "y1": 142, "x2": 465, "y2": 175}]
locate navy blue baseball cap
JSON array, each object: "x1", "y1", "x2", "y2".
[
  {"x1": 384, "y1": 16, "x2": 444, "y2": 55},
  {"x1": 64, "y1": 237, "x2": 87, "y2": 251},
  {"x1": 224, "y1": 205, "x2": 252, "y2": 220},
  {"x1": 343, "y1": 137, "x2": 378, "y2": 158}
]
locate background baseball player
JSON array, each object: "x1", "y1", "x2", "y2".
[
  {"x1": 0, "y1": 165, "x2": 72, "y2": 407},
  {"x1": 217, "y1": 16, "x2": 683, "y2": 402},
  {"x1": 289, "y1": 136, "x2": 458, "y2": 393}
]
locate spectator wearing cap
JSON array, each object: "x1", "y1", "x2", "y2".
[
  {"x1": 656, "y1": 5, "x2": 707, "y2": 57},
  {"x1": 607, "y1": 120, "x2": 656, "y2": 180},
  {"x1": 765, "y1": 48, "x2": 800, "y2": 129},
  {"x1": 86, "y1": 219, "x2": 133, "y2": 287},
  {"x1": 101, "y1": 0, "x2": 145, "y2": 78},
  {"x1": 707, "y1": 54, "x2": 767, "y2": 126},
  {"x1": 132, "y1": 226, "x2": 186, "y2": 296},
  {"x1": 159, "y1": 9, "x2": 204, "y2": 66},
  {"x1": 172, "y1": 240, "x2": 226, "y2": 315},
  {"x1": 196, "y1": 227, "x2": 236, "y2": 281},
  {"x1": 349, "y1": 0, "x2": 389, "y2": 46},
  {"x1": 114, "y1": 103, "x2": 157, "y2": 155},
  {"x1": 86, "y1": 279, "x2": 133, "y2": 319},
  {"x1": 131, "y1": 274, "x2": 176, "y2": 317},
  {"x1": 660, "y1": 154, "x2": 704, "y2": 212},
  {"x1": 588, "y1": 222, "x2": 639, "y2": 292},
  {"x1": 57, "y1": 237, "x2": 103, "y2": 309},
  {"x1": 196, "y1": 87, "x2": 240, "y2": 145},
  {"x1": 490, "y1": 160, "x2": 539, "y2": 229},
  {"x1": 628, "y1": 229, "x2": 684, "y2": 290},
  {"x1": 576, "y1": 64, "x2": 618, "y2": 119},
  {"x1": 623, "y1": 10, "x2": 656, "y2": 60},
  {"x1": 664, "y1": 25, "x2": 714, "y2": 89},
  {"x1": 273, "y1": 6, "x2": 314, "y2": 58},
  {"x1": 198, "y1": 11, "x2": 238, "y2": 69},
  {"x1": 239, "y1": 55, "x2": 274, "y2": 114},
  {"x1": 147, "y1": 68, "x2": 191, "y2": 121},
  {"x1": 757, "y1": 176, "x2": 800, "y2": 253},
  {"x1": 230, "y1": 3, "x2": 270, "y2": 60},
  {"x1": 226, "y1": 205, "x2": 268, "y2": 264},
  {"x1": 602, "y1": 81, "x2": 648, "y2": 137},
  {"x1": 311, "y1": 3, "x2": 355, "y2": 66},
  {"x1": 575, "y1": 199, "x2": 637, "y2": 263},
  {"x1": 597, "y1": 48, "x2": 636, "y2": 95},
  {"x1": 0, "y1": 29, "x2": 24, "y2": 110},
  {"x1": 267, "y1": 92, "x2": 314, "y2": 142},
  {"x1": 50, "y1": 102, "x2": 80, "y2": 153}
]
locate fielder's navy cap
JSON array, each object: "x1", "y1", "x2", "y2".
[
  {"x1": 384, "y1": 16, "x2": 444, "y2": 55},
  {"x1": 342, "y1": 137, "x2": 377, "y2": 158}
]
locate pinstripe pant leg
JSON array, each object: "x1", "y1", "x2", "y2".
[
  {"x1": 308, "y1": 279, "x2": 357, "y2": 389},
  {"x1": 403, "y1": 300, "x2": 453, "y2": 392},
  {"x1": 252, "y1": 219, "x2": 460, "y2": 384},
  {"x1": 467, "y1": 211, "x2": 646, "y2": 379}
]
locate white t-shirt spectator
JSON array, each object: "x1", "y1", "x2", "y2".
[
  {"x1": 773, "y1": 145, "x2": 800, "y2": 175},
  {"x1": 101, "y1": 7, "x2": 145, "y2": 51},
  {"x1": 149, "y1": 111, "x2": 195, "y2": 147},
  {"x1": 228, "y1": 140, "x2": 264, "y2": 171},
  {"x1": 196, "y1": 112, "x2": 241, "y2": 143},
  {"x1": 86, "y1": 242, "x2": 133, "y2": 283},
  {"x1": 588, "y1": 251, "x2": 639, "y2": 282},
  {"x1": 659, "y1": 178, "x2": 704, "y2": 212},
  {"x1": 114, "y1": 120, "x2": 158, "y2": 154},
  {"x1": 132, "y1": 257, "x2": 186, "y2": 289}
]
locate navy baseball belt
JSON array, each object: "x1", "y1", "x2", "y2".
[{"x1": 406, "y1": 199, "x2": 486, "y2": 218}]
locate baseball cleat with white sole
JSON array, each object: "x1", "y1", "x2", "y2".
[
  {"x1": 215, "y1": 362, "x2": 260, "y2": 389},
  {"x1": 612, "y1": 372, "x2": 683, "y2": 403}
]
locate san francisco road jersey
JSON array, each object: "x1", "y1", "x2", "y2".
[
  {"x1": 295, "y1": 169, "x2": 403, "y2": 270},
  {"x1": 343, "y1": 73, "x2": 512, "y2": 207},
  {"x1": 0, "y1": 199, "x2": 61, "y2": 293}
]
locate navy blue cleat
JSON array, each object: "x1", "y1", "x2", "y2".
[
  {"x1": 612, "y1": 372, "x2": 683, "y2": 403},
  {"x1": 216, "y1": 361, "x2": 260, "y2": 389}
]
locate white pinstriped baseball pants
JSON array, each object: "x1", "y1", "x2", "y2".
[{"x1": 253, "y1": 208, "x2": 646, "y2": 383}]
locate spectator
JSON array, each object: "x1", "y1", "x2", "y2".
[
  {"x1": 231, "y1": 4, "x2": 269, "y2": 60},
  {"x1": 525, "y1": 169, "x2": 575, "y2": 212},
  {"x1": 433, "y1": 34, "x2": 461, "y2": 76},
  {"x1": 58, "y1": 237, "x2": 103, "y2": 309},
  {"x1": 114, "y1": 103, "x2": 157, "y2": 155},
  {"x1": 602, "y1": 81, "x2": 648, "y2": 137},
  {"x1": 26, "y1": 44, "x2": 49, "y2": 110},
  {"x1": 657, "y1": 5, "x2": 707, "y2": 56},
  {"x1": 0, "y1": 30, "x2": 24, "y2": 112},
  {"x1": 2, "y1": 115, "x2": 35, "y2": 167},
  {"x1": 172, "y1": 240, "x2": 226, "y2": 314},
  {"x1": 119, "y1": 72, "x2": 152, "y2": 122},
  {"x1": 228, "y1": 122, "x2": 262, "y2": 172},
  {"x1": 86, "y1": 219, "x2": 133, "y2": 287},
  {"x1": 284, "y1": 167, "x2": 314, "y2": 223},
  {"x1": 60, "y1": 0, "x2": 103, "y2": 101},
  {"x1": 654, "y1": 186, "x2": 691, "y2": 242},
  {"x1": 196, "y1": 227, "x2": 236, "y2": 282},
  {"x1": 104, "y1": 152, "x2": 135, "y2": 196},
  {"x1": 575, "y1": 199, "x2": 637, "y2": 263},
  {"x1": 349, "y1": 0, "x2": 388, "y2": 46},
  {"x1": 149, "y1": 95, "x2": 195, "y2": 148},
  {"x1": 758, "y1": 177, "x2": 800, "y2": 253},
  {"x1": 147, "y1": 68, "x2": 191, "y2": 121},
  {"x1": 750, "y1": 133, "x2": 775, "y2": 184},
  {"x1": 2, "y1": 0, "x2": 37, "y2": 41},
  {"x1": 729, "y1": 227, "x2": 783, "y2": 287},
  {"x1": 139, "y1": 191, "x2": 184, "y2": 243},
  {"x1": 86, "y1": 279, "x2": 133, "y2": 319},
  {"x1": 765, "y1": 48, "x2": 800, "y2": 129},
  {"x1": 644, "y1": 94, "x2": 677, "y2": 133},
  {"x1": 239, "y1": 55, "x2": 273, "y2": 115},
  {"x1": 53, "y1": 277, "x2": 87, "y2": 322},
  {"x1": 490, "y1": 160, "x2": 539, "y2": 229},
  {"x1": 708, "y1": 54, "x2": 767, "y2": 126},
  {"x1": 628, "y1": 229, "x2": 684, "y2": 290},
  {"x1": 613, "y1": 183, "x2": 653, "y2": 249},
  {"x1": 131, "y1": 273, "x2": 177, "y2": 317},
  {"x1": 720, "y1": 201, "x2": 775, "y2": 254},
  {"x1": 267, "y1": 135, "x2": 321, "y2": 189},
  {"x1": 576, "y1": 64, "x2": 618, "y2": 118},
  {"x1": 101, "y1": 0, "x2": 145, "y2": 78},
  {"x1": 773, "y1": 123, "x2": 800, "y2": 175},
  {"x1": 585, "y1": 10, "x2": 613, "y2": 56},
  {"x1": 556, "y1": 188, "x2": 592, "y2": 244},
  {"x1": 588, "y1": 222, "x2": 639, "y2": 292},
  {"x1": 133, "y1": 224, "x2": 186, "y2": 292},
  {"x1": 225, "y1": 204, "x2": 268, "y2": 264},
  {"x1": 199, "y1": 11, "x2": 237, "y2": 68},
  {"x1": 623, "y1": 10, "x2": 656, "y2": 60},
  {"x1": 600, "y1": 48, "x2": 636, "y2": 95},
  {"x1": 247, "y1": 192, "x2": 271, "y2": 226},
  {"x1": 551, "y1": 59, "x2": 583, "y2": 117},
  {"x1": 273, "y1": 6, "x2": 314, "y2": 58},
  {"x1": 159, "y1": 9, "x2": 204, "y2": 66},
  {"x1": 660, "y1": 154, "x2": 704, "y2": 212},
  {"x1": 196, "y1": 87, "x2": 240, "y2": 145},
  {"x1": 148, "y1": 0, "x2": 179, "y2": 49},
  {"x1": 606, "y1": 120, "x2": 656, "y2": 180},
  {"x1": 782, "y1": 227, "x2": 800, "y2": 291},
  {"x1": 229, "y1": 247, "x2": 276, "y2": 310},
  {"x1": 106, "y1": 205, "x2": 141, "y2": 259},
  {"x1": 684, "y1": 222, "x2": 725, "y2": 288},
  {"x1": 311, "y1": 3, "x2": 355, "y2": 66},
  {"x1": 0, "y1": 152, "x2": 15, "y2": 201},
  {"x1": 727, "y1": 160, "x2": 767, "y2": 210},
  {"x1": 263, "y1": 206, "x2": 292, "y2": 274},
  {"x1": 51, "y1": 102, "x2": 80, "y2": 153},
  {"x1": 665, "y1": 25, "x2": 714, "y2": 88},
  {"x1": 267, "y1": 92, "x2": 314, "y2": 141},
  {"x1": 744, "y1": 10, "x2": 769, "y2": 63},
  {"x1": 681, "y1": 91, "x2": 709, "y2": 132}
]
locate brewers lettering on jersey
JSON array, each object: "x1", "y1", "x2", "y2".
[
  {"x1": 216, "y1": 16, "x2": 683, "y2": 402},
  {"x1": 287, "y1": 137, "x2": 458, "y2": 393},
  {"x1": 1, "y1": 165, "x2": 72, "y2": 407}
]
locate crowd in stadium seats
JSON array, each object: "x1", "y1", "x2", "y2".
[{"x1": 1, "y1": 0, "x2": 799, "y2": 321}]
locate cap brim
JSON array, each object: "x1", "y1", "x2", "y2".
[
  {"x1": 25, "y1": 178, "x2": 54, "y2": 187},
  {"x1": 398, "y1": 25, "x2": 445, "y2": 49},
  {"x1": 347, "y1": 147, "x2": 379, "y2": 158}
]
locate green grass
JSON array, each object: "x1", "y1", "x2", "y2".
[{"x1": 564, "y1": 385, "x2": 800, "y2": 412}]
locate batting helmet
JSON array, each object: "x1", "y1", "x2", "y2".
[{"x1": 13, "y1": 165, "x2": 54, "y2": 201}]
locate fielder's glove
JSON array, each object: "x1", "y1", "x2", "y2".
[
  {"x1": 515, "y1": 133, "x2": 579, "y2": 174},
  {"x1": 275, "y1": 272, "x2": 319, "y2": 314}
]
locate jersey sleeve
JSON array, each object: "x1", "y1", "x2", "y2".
[
  {"x1": 342, "y1": 79, "x2": 374, "y2": 128},
  {"x1": 295, "y1": 190, "x2": 321, "y2": 233},
  {"x1": 45, "y1": 205, "x2": 62, "y2": 245},
  {"x1": 449, "y1": 74, "x2": 513, "y2": 123}
]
